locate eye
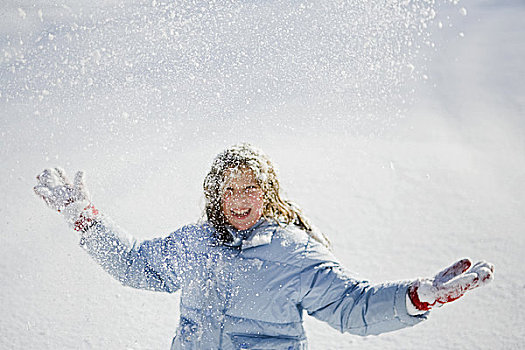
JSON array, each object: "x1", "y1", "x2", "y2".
[
  {"x1": 223, "y1": 187, "x2": 234, "y2": 196},
  {"x1": 245, "y1": 185, "x2": 261, "y2": 195}
]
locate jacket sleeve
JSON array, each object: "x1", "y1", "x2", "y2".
[
  {"x1": 298, "y1": 238, "x2": 427, "y2": 336},
  {"x1": 78, "y1": 217, "x2": 187, "y2": 293}
]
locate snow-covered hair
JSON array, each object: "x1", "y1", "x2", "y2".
[{"x1": 203, "y1": 143, "x2": 330, "y2": 248}]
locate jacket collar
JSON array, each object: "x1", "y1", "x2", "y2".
[{"x1": 224, "y1": 219, "x2": 277, "y2": 250}]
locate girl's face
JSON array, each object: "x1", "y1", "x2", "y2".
[{"x1": 221, "y1": 167, "x2": 264, "y2": 231}]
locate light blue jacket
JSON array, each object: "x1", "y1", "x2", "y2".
[{"x1": 79, "y1": 218, "x2": 426, "y2": 349}]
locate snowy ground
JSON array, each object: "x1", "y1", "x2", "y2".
[{"x1": 1, "y1": 0, "x2": 524, "y2": 349}]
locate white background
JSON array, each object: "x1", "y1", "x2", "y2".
[{"x1": 1, "y1": 0, "x2": 524, "y2": 348}]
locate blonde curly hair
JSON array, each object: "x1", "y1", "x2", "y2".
[{"x1": 203, "y1": 143, "x2": 330, "y2": 247}]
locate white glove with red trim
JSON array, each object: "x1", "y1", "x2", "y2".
[
  {"x1": 34, "y1": 168, "x2": 100, "y2": 232},
  {"x1": 407, "y1": 258, "x2": 495, "y2": 314}
]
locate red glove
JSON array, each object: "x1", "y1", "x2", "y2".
[
  {"x1": 34, "y1": 168, "x2": 100, "y2": 232},
  {"x1": 408, "y1": 258, "x2": 494, "y2": 312}
]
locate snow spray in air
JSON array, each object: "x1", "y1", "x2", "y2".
[{"x1": 1, "y1": 0, "x2": 462, "y2": 128}]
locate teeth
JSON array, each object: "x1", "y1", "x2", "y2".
[{"x1": 232, "y1": 209, "x2": 249, "y2": 216}]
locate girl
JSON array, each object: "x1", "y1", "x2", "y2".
[{"x1": 34, "y1": 143, "x2": 494, "y2": 349}]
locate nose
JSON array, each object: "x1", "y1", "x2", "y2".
[
  {"x1": 231, "y1": 191, "x2": 250, "y2": 205},
  {"x1": 234, "y1": 192, "x2": 247, "y2": 202}
]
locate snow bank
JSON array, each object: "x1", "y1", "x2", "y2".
[{"x1": 1, "y1": 0, "x2": 523, "y2": 348}]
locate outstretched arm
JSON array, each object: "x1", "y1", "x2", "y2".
[
  {"x1": 298, "y1": 239, "x2": 494, "y2": 336},
  {"x1": 34, "y1": 168, "x2": 182, "y2": 293}
]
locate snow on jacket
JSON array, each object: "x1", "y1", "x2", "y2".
[{"x1": 79, "y1": 218, "x2": 427, "y2": 349}]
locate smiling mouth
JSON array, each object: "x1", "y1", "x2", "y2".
[{"x1": 231, "y1": 208, "x2": 251, "y2": 219}]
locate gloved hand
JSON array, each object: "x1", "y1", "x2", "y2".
[
  {"x1": 408, "y1": 258, "x2": 494, "y2": 313},
  {"x1": 34, "y1": 168, "x2": 99, "y2": 231}
]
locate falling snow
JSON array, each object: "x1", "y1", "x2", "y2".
[{"x1": 1, "y1": 0, "x2": 524, "y2": 349}]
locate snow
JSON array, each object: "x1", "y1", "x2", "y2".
[{"x1": 1, "y1": 0, "x2": 524, "y2": 349}]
